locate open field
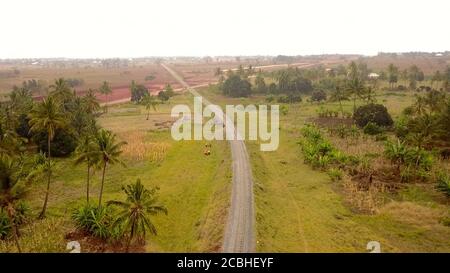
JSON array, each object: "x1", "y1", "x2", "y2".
[
  {"x1": 0, "y1": 92, "x2": 232, "y2": 252},
  {"x1": 196, "y1": 85, "x2": 450, "y2": 252},
  {"x1": 0, "y1": 64, "x2": 183, "y2": 99}
]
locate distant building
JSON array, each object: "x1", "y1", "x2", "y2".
[{"x1": 368, "y1": 72, "x2": 379, "y2": 79}]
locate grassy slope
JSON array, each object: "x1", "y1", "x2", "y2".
[
  {"x1": 199, "y1": 86, "x2": 450, "y2": 252},
  {"x1": 1, "y1": 93, "x2": 232, "y2": 252}
]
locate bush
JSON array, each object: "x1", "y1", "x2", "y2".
[
  {"x1": 157, "y1": 91, "x2": 170, "y2": 102},
  {"x1": 363, "y1": 122, "x2": 383, "y2": 135},
  {"x1": 436, "y1": 172, "x2": 450, "y2": 197},
  {"x1": 327, "y1": 168, "x2": 343, "y2": 181},
  {"x1": 299, "y1": 124, "x2": 348, "y2": 169},
  {"x1": 221, "y1": 75, "x2": 251, "y2": 97},
  {"x1": 265, "y1": 95, "x2": 275, "y2": 103},
  {"x1": 277, "y1": 94, "x2": 302, "y2": 103},
  {"x1": 354, "y1": 103, "x2": 393, "y2": 128},
  {"x1": 0, "y1": 211, "x2": 11, "y2": 240},
  {"x1": 72, "y1": 204, "x2": 118, "y2": 240},
  {"x1": 311, "y1": 90, "x2": 327, "y2": 102},
  {"x1": 280, "y1": 105, "x2": 289, "y2": 116}
]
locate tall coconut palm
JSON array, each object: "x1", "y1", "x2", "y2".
[
  {"x1": 0, "y1": 154, "x2": 26, "y2": 252},
  {"x1": 49, "y1": 78, "x2": 74, "y2": 103},
  {"x1": 82, "y1": 89, "x2": 100, "y2": 115},
  {"x1": 74, "y1": 134, "x2": 100, "y2": 204},
  {"x1": 95, "y1": 129, "x2": 126, "y2": 206},
  {"x1": 107, "y1": 179, "x2": 167, "y2": 252},
  {"x1": 141, "y1": 94, "x2": 158, "y2": 120},
  {"x1": 99, "y1": 81, "x2": 112, "y2": 113},
  {"x1": 28, "y1": 97, "x2": 66, "y2": 219}
]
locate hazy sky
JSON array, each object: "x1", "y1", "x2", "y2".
[{"x1": 1, "y1": 0, "x2": 449, "y2": 58}]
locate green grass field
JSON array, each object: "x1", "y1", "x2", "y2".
[
  {"x1": 0, "y1": 92, "x2": 232, "y2": 252},
  {"x1": 197, "y1": 86, "x2": 450, "y2": 252}
]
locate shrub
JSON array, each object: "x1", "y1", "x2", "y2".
[
  {"x1": 0, "y1": 211, "x2": 11, "y2": 240},
  {"x1": 354, "y1": 103, "x2": 393, "y2": 128},
  {"x1": 363, "y1": 122, "x2": 383, "y2": 135},
  {"x1": 299, "y1": 124, "x2": 346, "y2": 169},
  {"x1": 265, "y1": 95, "x2": 275, "y2": 103},
  {"x1": 221, "y1": 75, "x2": 251, "y2": 97},
  {"x1": 436, "y1": 172, "x2": 450, "y2": 197},
  {"x1": 33, "y1": 129, "x2": 77, "y2": 157},
  {"x1": 277, "y1": 94, "x2": 302, "y2": 103},
  {"x1": 280, "y1": 105, "x2": 289, "y2": 116},
  {"x1": 311, "y1": 90, "x2": 327, "y2": 102},
  {"x1": 327, "y1": 168, "x2": 343, "y2": 181},
  {"x1": 72, "y1": 204, "x2": 117, "y2": 240},
  {"x1": 375, "y1": 134, "x2": 388, "y2": 142}
]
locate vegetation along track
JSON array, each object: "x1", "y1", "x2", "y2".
[{"x1": 161, "y1": 63, "x2": 256, "y2": 253}]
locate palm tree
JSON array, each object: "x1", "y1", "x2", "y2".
[
  {"x1": 99, "y1": 81, "x2": 112, "y2": 113},
  {"x1": 95, "y1": 129, "x2": 127, "y2": 206},
  {"x1": 82, "y1": 89, "x2": 100, "y2": 114},
  {"x1": 387, "y1": 64, "x2": 399, "y2": 90},
  {"x1": 141, "y1": 94, "x2": 158, "y2": 120},
  {"x1": 0, "y1": 154, "x2": 27, "y2": 252},
  {"x1": 107, "y1": 179, "x2": 167, "y2": 252},
  {"x1": 28, "y1": 97, "x2": 66, "y2": 219},
  {"x1": 74, "y1": 134, "x2": 100, "y2": 204},
  {"x1": 329, "y1": 81, "x2": 348, "y2": 117},
  {"x1": 49, "y1": 78, "x2": 74, "y2": 103}
]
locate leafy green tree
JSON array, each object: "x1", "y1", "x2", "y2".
[
  {"x1": 221, "y1": 75, "x2": 252, "y2": 97},
  {"x1": 157, "y1": 91, "x2": 170, "y2": 103},
  {"x1": 107, "y1": 179, "x2": 167, "y2": 251},
  {"x1": 353, "y1": 103, "x2": 393, "y2": 128},
  {"x1": 130, "y1": 81, "x2": 149, "y2": 103},
  {"x1": 311, "y1": 90, "x2": 327, "y2": 102},
  {"x1": 94, "y1": 129, "x2": 127, "y2": 207},
  {"x1": 28, "y1": 97, "x2": 67, "y2": 219}
]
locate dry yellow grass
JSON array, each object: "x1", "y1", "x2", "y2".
[{"x1": 119, "y1": 131, "x2": 170, "y2": 162}]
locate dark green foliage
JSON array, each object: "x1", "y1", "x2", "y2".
[
  {"x1": 268, "y1": 83, "x2": 278, "y2": 94},
  {"x1": 72, "y1": 204, "x2": 118, "y2": 240},
  {"x1": 276, "y1": 68, "x2": 313, "y2": 94},
  {"x1": 311, "y1": 90, "x2": 327, "y2": 102},
  {"x1": 157, "y1": 90, "x2": 170, "y2": 102},
  {"x1": 354, "y1": 103, "x2": 393, "y2": 128},
  {"x1": 299, "y1": 124, "x2": 349, "y2": 169},
  {"x1": 254, "y1": 75, "x2": 267, "y2": 93},
  {"x1": 277, "y1": 94, "x2": 302, "y2": 103},
  {"x1": 33, "y1": 129, "x2": 77, "y2": 157},
  {"x1": 436, "y1": 172, "x2": 450, "y2": 197},
  {"x1": 130, "y1": 83, "x2": 149, "y2": 103},
  {"x1": 0, "y1": 211, "x2": 11, "y2": 239},
  {"x1": 16, "y1": 114, "x2": 31, "y2": 139},
  {"x1": 221, "y1": 75, "x2": 252, "y2": 97},
  {"x1": 363, "y1": 122, "x2": 383, "y2": 135}
]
